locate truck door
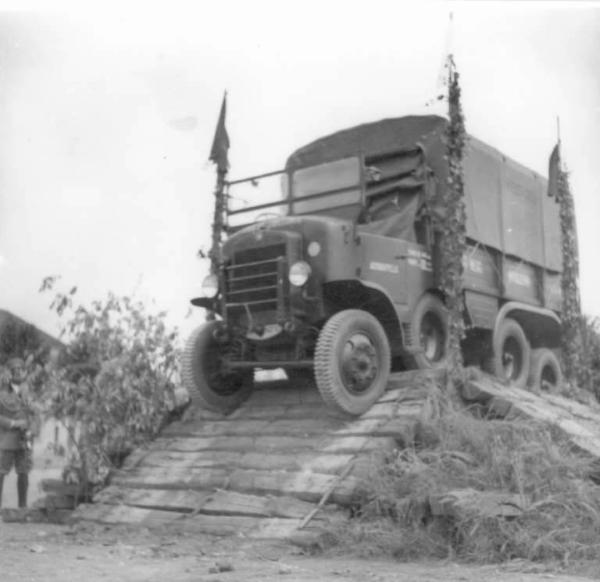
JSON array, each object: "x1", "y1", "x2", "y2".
[{"x1": 359, "y1": 233, "x2": 409, "y2": 304}]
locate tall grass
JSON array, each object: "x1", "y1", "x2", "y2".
[{"x1": 332, "y1": 390, "x2": 600, "y2": 563}]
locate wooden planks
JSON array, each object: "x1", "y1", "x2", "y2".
[
  {"x1": 96, "y1": 487, "x2": 319, "y2": 519},
  {"x1": 460, "y1": 378, "x2": 600, "y2": 459},
  {"x1": 146, "y1": 431, "x2": 401, "y2": 455},
  {"x1": 163, "y1": 406, "x2": 422, "y2": 440},
  {"x1": 125, "y1": 450, "x2": 355, "y2": 475},
  {"x1": 74, "y1": 502, "x2": 312, "y2": 539},
  {"x1": 95, "y1": 487, "x2": 211, "y2": 513},
  {"x1": 227, "y1": 402, "x2": 345, "y2": 420},
  {"x1": 162, "y1": 416, "x2": 349, "y2": 438},
  {"x1": 77, "y1": 366, "x2": 600, "y2": 542},
  {"x1": 111, "y1": 467, "x2": 360, "y2": 505},
  {"x1": 78, "y1": 368, "x2": 436, "y2": 537}
]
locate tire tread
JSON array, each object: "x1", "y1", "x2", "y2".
[
  {"x1": 181, "y1": 322, "x2": 252, "y2": 413},
  {"x1": 315, "y1": 309, "x2": 390, "y2": 415}
]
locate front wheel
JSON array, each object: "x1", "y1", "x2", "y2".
[
  {"x1": 314, "y1": 310, "x2": 391, "y2": 415},
  {"x1": 181, "y1": 322, "x2": 253, "y2": 413}
]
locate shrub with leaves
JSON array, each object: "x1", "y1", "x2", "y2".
[{"x1": 40, "y1": 277, "x2": 182, "y2": 492}]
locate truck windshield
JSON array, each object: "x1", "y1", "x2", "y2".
[
  {"x1": 226, "y1": 155, "x2": 364, "y2": 228},
  {"x1": 291, "y1": 156, "x2": 362, "y2": 215},
  {"x1": 227, "y1": 172, "x2": 289, "y2": 229}
]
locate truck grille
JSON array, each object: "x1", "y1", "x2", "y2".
[{"x1": 224, "y1": 243, "x2": 286, "y2": 315}]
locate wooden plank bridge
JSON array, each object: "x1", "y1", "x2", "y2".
[
  {"x1": 74, "y1": 368, "x2": 600, "y2": 540},
  {"x1": 74, "y1": 370, "x2": 438, "y2": 540}
]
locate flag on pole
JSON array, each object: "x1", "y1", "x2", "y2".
[
  {"x1": 548, "y1": 143, "x2": 560, "y2": 201},
  {"x1": 209, "y1": 93, "x2": 229, "y2": 173}
]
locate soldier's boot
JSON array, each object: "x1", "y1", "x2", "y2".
[{"x1": 17, "y1": 473, "x2": 28, "y2": 508}]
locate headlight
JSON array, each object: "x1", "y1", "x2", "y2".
[
  {"x1": 201, "y1": 273, "x2": 219, "y2": 298},
  {"x1": 289, "y1": 261, "x2": 311, "y2": 287}
]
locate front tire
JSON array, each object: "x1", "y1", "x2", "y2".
[
  {"x1": 182, "y1": 322, "x2": 253, "y2": 413},
  {"x1": 315, "y1": 310, "x2": 391, "y2": 415},
  {"x1": 487, "y1": 318, "x2": 531, "y2": 388}
]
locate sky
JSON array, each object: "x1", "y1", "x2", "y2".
[{"x1": 0, "y1": 1, "x2": 598, "y2": 339}]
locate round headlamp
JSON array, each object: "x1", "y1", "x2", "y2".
[
  {"x1": 201, "y1": 273, "x2": 219, "y2": 298},
  {"x1": 289, "y1": 261, "x2": 311, "y2": 287}
]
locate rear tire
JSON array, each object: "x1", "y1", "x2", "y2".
[
  {"x1": 182, "y1": 322, "x2": 253, "y2": 413},
  {"x1": 315, "y1": 309, "x2": 390, "y2": 416},
  {"x1": 528, "y1": 348, "x2": 562, "y2": 394},
  {"x1": 487, "y1": 318, "x2": 531, "y2": 388},
  {"x1": 409, "y1": 294, "x2": 449, "y2": 369}
]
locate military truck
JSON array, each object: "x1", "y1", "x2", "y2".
[{"x1": 183, "y1": 115, "x2": 563, "y2": 415}]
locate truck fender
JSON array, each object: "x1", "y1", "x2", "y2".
[
  {"x1": 359, "y1": 279, "x2": 395, "y2": 305},
  {"x1": 493, "y1": 301, "x2": 561, "y2": 350},
  {"x1": 322, "y1": 280, "x2": 403, "y2": 353},
  {"x1": 357, "y1": 280, "x2": 405, "y2": 353}
]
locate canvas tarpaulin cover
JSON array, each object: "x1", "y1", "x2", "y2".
[{"x1": 285, "y1": 115, "x2": 560, "y2": 272}]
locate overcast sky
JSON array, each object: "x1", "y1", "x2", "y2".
[{"x1": 0, "y1": 2, "x2": 598, "y2": 339}]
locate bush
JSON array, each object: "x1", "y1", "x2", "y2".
[
  {"x1": 333, "y1": 389, "x2": 600, "y2": 563},
  {"x1": 40, "y1": 277, "x2": 182, "y2": 492}
]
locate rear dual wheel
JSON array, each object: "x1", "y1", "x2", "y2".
[
  {"x1": 410, "y1": 294, "x2": 449, "y2": 369},
  {"x1": 528, "y1": 348, "x2": 562, "y2": 394},
  {"x1": 485, "y1": 318, "x2": 531, "y2": 388}
]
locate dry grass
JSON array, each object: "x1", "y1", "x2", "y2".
[{"x1": 331, "y1": 388, "x2": 600, "y2": 563}]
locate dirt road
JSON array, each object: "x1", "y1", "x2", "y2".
[{"x1": 0, "y1": 521, "x2": 596, "y2": 582}]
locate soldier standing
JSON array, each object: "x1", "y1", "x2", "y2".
[{"x1": 0, "y1": 359, "x2": 33, "y2": 508}]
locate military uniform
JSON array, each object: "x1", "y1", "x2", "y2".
[
  {"x1": 0, "y1": 387, "x2": 32, "y2": 473},
  {"x1": 0, "y1": 384, "x2": 32, "y2": 507}
]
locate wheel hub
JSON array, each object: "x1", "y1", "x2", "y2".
[{"x1": 341, "y1": 333, "x2": 378, "y2": 394}]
